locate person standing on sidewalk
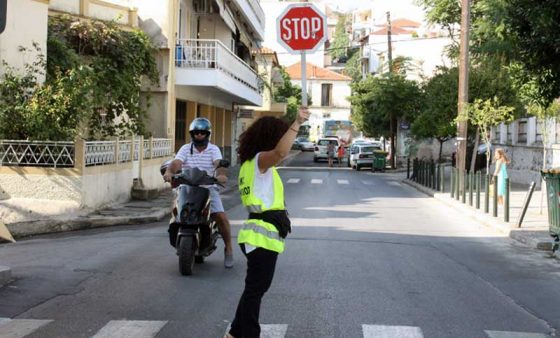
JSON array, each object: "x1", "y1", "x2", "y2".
[
  {"x1": 492, "y1": 148, "x2": 510, "y2": 205},
  {"x1": 163, "y1": 118, "x2": 234, "y2": 268},
  {"x1": 225, "y1": 107, "x2": 309, "y2": 338}
]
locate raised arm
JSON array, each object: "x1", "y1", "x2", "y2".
[{"x1": 257, "y1": 107, "x2": 310, "y2": 173}]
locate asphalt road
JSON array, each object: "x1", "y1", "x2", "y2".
[{"x1": 1, "y1": 151, "x2": 560, "y2": 338}]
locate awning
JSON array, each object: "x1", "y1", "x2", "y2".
[{"x1": 213, "y1": 0, "x2": 236, "y2": 33}]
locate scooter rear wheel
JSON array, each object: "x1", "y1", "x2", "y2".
[
  {"x1": 195, "y1": 255, "x2": 204, "y2": 264},
  {"x1": 178, "y1": 236, "x2": 195, "y2": 276}
]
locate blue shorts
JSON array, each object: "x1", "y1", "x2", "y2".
[{"x1": 208, "y1": 186, "x2": 224, "y2": 213}]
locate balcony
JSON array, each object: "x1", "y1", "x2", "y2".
[
  {"x1": 175, "y1": 39, "x2": 263, "y2": 106},
  {"x1": 229, "y1": 0, "x2": 265, "y2": 40}
]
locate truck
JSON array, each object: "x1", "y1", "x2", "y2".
[{"x1": 322, "y1": 120, "x2": 358, "y2": 146}]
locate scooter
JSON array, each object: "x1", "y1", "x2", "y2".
[{"x1": 160, "y1": 160, "x2": 230, "y2": 276}]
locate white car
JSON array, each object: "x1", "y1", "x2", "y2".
[
  {"x1": 294, "y1": 137, "x2": 315, "y2": 151},
  {"x1": 313, "y1": 138, "x2": 340, "y2": 162},
  {"x1": 348, "y1": 143, "x2": 382, "y2": 170}
]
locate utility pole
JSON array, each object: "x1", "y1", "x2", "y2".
[
  {"x1": 386, "y1": 11, "x2": 393, "y2": 74},
  {"x1": 456, "y1": 0, "x2": 471, "y2": 190},
  {"x1": 387, "y1": 11, "x2": 396, "y2": 168}
]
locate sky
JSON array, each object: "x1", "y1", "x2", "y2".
[{"x1": 321, "y1": 0, "x2": 426, "y2": 22}]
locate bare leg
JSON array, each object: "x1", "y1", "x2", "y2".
[{"x1": 213, "y1": 212, "x2": 233, "y2": 255}]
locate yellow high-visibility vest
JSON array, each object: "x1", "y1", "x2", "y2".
[{"x1": 238, "y1": 157, "x2": 285, "y2": 253}]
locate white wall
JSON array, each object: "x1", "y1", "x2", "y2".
[
  {"x1": 199, "y1": 14, "x2": 234, "y2": 50},
  {"x1": 292, "y1": 79, "x2": 351, "y2": 109},
  {"x1": 0, "y1": 0, "x2": 49, "y2": 82},
  {"x1": 134, "y1": 0, "x2": 173, "y2": 48}
]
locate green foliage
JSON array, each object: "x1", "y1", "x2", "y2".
[
  {"x1": 273, "y1": 67, "x2": 311, "y2": 122},
  {"x1": 329, "y1": 14, "x2": 350, "y2": 61},
  {"x1": 344, "y1": 48, "x2": 362, "y2": 82},
  {"x1": 0, "y1": 16, "x2": 158, "y2": 141}
]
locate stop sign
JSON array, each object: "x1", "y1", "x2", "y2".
[{"x1": 277, "y1": 3, "x2": 327, "y2": 54}]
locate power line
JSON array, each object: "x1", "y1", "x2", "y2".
[{"x1": 270, "y1": 35, "x2": 456, "y2": 55}]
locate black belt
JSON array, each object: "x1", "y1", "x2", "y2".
[{"x1": 248, "y1": 210, "x2": 291, "y2": 238}]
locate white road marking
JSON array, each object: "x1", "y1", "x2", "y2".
[
  {"x1": 362, "y1": 325, "x2": 423, "y2": 338},
  {"x1": 337, "y1": 179, "x2": 350, "y2": 185},
  {"x1": 91, "y1": 320, "x2": 167, "y2": 338},
  {"x1": 485, "y1": 331, "x2": 550, "y2": 338},
  {"x1": 286, "y1": 178, "x2": 300, "y2": 184},
  {"x1": 0, "y1": 318, "x2": 53, "y2": 338},
  {"x1": 388, "y1": 181, "x2": 402, "y2": 187},
  {"x1": 361, "y1": 180, "x2": 374, "y2": 185},
  {"x1": 225, "y1": 324, "x2": 287, "y2": 338},
  {"x1": 311, "y1": 179, "x2": 323, "y2": 184}
]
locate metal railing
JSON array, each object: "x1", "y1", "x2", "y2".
[
  {"x1": 0, "y1": 138, "x2": 173, "y2": 168},
  {"x1": 0, "y1": 140, "x2": 75, "y2": 168},
  {"x1": 175, "y1": 39, "x2": 260, "y2": 93}
]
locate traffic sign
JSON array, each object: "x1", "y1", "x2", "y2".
[
  {"x1": 0, "y1": 0, "x2": 6, "y2": 34},
  {"x1": 277, "y1": 3, "x2": 327, "y2": 54}
]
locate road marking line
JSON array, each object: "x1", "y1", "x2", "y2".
[
  {"x1": 362, "y1": 325, "x2": 423, "y2": 338},
  {"x1": 91, "y1": 320, "x2": 167, "y2": 338},
  {"x1": 388, "y1": 181, "x2": 402, "y2": 186},
  {"x1": 337, "y1": 179, "x2": 349, "y2": 185},
  {"x1": 311, "y1": 179, "x2": 323, "y2": 184},
  {"x1": 361, "y1": 180, "x2": 374, "y2": 185},
  {"x1": 286, "y1": 178, "x2": 300, "y2": 184},
  {"x1": 225, "y1": 324, "x2": 287, "y2": 338},
  {"x1": 0, "y1": 318, "x2": 53, "y2": 338},
  {"x1": 485, "y1": 331, "x2": 549, "y2": 338}
]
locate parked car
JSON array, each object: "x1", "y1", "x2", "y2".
[
  {"x1": 348, "y1": 143, "x2": 383, "y2": 170},
  {"x1": 314, "y1": 138, "x2": 340, "y2": 162},
  {"x1": 293, "y1": 137, "x2": 315, "y2": 152}
]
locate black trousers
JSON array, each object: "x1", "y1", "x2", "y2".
[{"x1": 229, "y1": 245, "x2": 279, "y2": 338}]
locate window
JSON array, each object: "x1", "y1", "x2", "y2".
[{"x1": 321, "y1": 83, "x2": 333, "y2": 107}]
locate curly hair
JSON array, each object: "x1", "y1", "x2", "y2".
[{"x1": 238, "y1": 116, "x2": 290, "y2": 164}]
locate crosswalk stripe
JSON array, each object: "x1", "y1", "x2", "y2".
[
  {"x1": 225, "y1": 324, "x2": 288, "y2": 338},
  {"x1": 337, "y1": 179, "x2": 349, "y2": 185},
  {"x1": 362, "y1": 325, "x2": 423, "y2": 338},
  {"x1": 0, "y1": 318, "x2": 53, "y2": 338},
  {"x1": 91, "y1": 320, "x2": 167, "y2": 338},
  {"x1": 311, "y1": 179, "x2": 323, "y2": 184},
  {"x1": 286, "y1": 178, "x2": 300, "y2": 184},
  {"x1": 485, "y1": 330, "x2": 549, "y2": 338},
  {"x1": 361, "y1": 180, "x2": 374, "y2": 185}
]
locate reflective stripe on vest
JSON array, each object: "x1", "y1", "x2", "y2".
[
  {"x1": 238, "y1": 219, "x2": 285, "y2": 253},
  {"x1": 238, "y1": 157, "x2": 286, "y2": 253}
]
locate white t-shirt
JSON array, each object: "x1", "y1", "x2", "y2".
[
  {"x1": 245, "y1": 152, "x2": 275, "y2": 254},
  {"x1": 175, "y1": 142, "x2": 222, "y2": 176}
]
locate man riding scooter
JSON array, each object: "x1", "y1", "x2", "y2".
[{"x1": 163, "y1": 118, "x2": 234, "y2": 268}]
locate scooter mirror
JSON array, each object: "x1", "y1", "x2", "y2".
[
  {"x1": 218, "y1": 159, "x2": 230, "y2": 168},
  {"x1": 160, "y1": 160, "x2": 172, "y2": 176}
]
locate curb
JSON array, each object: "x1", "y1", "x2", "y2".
[
  {"x1": 402, "y1": 179, "x2": 553, "y2": 251},
  {"x1": 0, "y1": 266, "x2": 11, "y2": 286}
]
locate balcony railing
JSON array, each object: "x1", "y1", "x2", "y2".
[{"x1": 175, "y1": 39, "x2": 261, "y2": 94}]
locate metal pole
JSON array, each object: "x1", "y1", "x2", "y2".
[
  {"x1": 436, "y1": 164, "x2": 441, "y2": 191},
  {"x1": 476, "y1": 172, "x2": 481, "y2": 209},
  {"x1": 456, "y1": 0, "x2": 471, "y2": 194},
  {"x1": 407, "y1": 157, "x2": 410, "y2": 179},
  {"x1": 469, "y1": 171, "x2": 473, "y2": 206},
  {"x1": 301, "y1": 51, "x2": 308, "y2": 106},
  {"x1": 462, "y1": 170, "x2": 467, "y2": 203},
  {"x1": 386, "y1": 11, "x2": 393, "y2": 74},
  {"x1": 504, "y1": 178, "x2": 510, "y2": 222},
  {"x1": 451, "y1": 167, "x2": 455, "y2": 198},
  {"x1": 440, "y1": 165, "x2": 445, "y2": 192},
  {"x1": 493, "y1": 175, "x2": 498, "y2": 217},
  {"x1": 484, "y1": 174, "x2": 490, "y2": 213},
  {"x1": 455, "y1": 169, "x2": 460, "y2": 201},
  {"x1": 431, "y1": 159, "x2": 435, "y2": 189},
  {"x1": 517, "y1": 182, "x2": 536, "y2": 228}
]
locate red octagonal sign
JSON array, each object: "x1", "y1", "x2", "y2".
[{"x1": 277, "y1": 3, "x2": 327, "y2": 54}]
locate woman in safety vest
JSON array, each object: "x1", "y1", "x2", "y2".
[{"x1": 225, "y1": 107, "x2": 309, "y2": 338}]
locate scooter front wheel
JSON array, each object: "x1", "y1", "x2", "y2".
[{"x1": 178, "y1": 236, "x2": 195, "y2": 276}]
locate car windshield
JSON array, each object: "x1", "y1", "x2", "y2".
[
  {"x1": 361, "y1": 146, "x2": 378, "y2": 153},
  {"x1": 318, "y1": 140, "x2": 336, "y2": 146},
  {"x1": 297, "y1": 137, "x2": 310, "y2": 142}
]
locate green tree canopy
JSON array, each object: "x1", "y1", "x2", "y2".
[{"x1": 329, "y1": 14, "x2": 350, "y2": 61}]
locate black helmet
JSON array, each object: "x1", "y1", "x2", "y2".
[{"x1": 189, "y1": 117, "x2": 212, "y2": 147}]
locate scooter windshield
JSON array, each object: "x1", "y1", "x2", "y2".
[{"x1": 179, "y1": 167, "x2": 215, "y2": 186}]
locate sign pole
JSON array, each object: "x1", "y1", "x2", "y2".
[{"x1": 301, "y1": 51, "x2": 307, "y2": 107}]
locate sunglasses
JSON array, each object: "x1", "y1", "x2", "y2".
[{"x1": 193, "y1": 131, "x2": 209, "y2": 136}]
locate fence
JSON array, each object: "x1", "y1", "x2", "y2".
[
  {"x1": 0, "y1": 137, "x2": 172, "y2": 169},
  {"x1": 408, "y1": 158, "x2": 512, "y2": 223}
]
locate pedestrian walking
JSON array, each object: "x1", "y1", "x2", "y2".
[
  {"x1": 492, "y1": 148, "x2": 510, "y2": 205},
  {"x1": 327, "y1": 141, "x2": 335, "y2": 167},
  {"x1": 225, "y1": 107, "x2": 310, "y2": 338},
  {"x1": 337, "y1": 143, "x2": 345, "y2": 167}
]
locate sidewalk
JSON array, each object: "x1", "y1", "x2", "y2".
[{"x1": 402, "y1": 166, "x2": 555, "y2": 254}]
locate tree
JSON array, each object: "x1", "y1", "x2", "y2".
[
  {"x1": 273, "y1": 67, "x2": 310, "y2": 122},
  {"x1": 329, "y1": 14, "x2": 350, "y2": 62},
  {"x1": 344, "y1": 48, "x2": 362, "y2": 82},
  {"x1": 411, "y1": 68, "x2": 458, "y2": 162},
  {"x1": 462, "y1": 97, "x2": 515, "y2": 172},
  {"x1": 349, "y1": 74, "x2": 423, "y2": 168}
]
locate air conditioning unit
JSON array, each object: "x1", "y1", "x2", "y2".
[{"x1": 193, "y1": 0, "x2": 211, "y2": 14}]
